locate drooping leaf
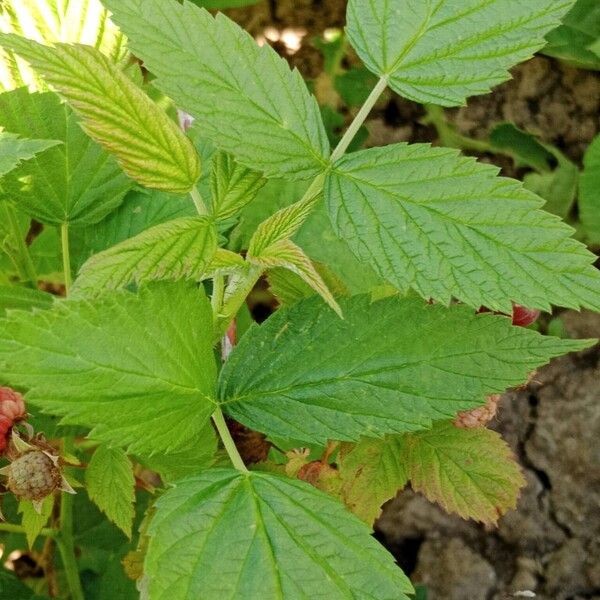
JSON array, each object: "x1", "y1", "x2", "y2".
[
  {"x1": 346, "y1": 0, "x2": 576, "y2": 106},
  {"x1": 0, "y1": 36, "x2": 200, "y2": 193},
  {"x1": 0, "y1": 88, "x2": 132, "y2": 226},
  {"x1": 338, "y1": 437, "x2": 408, "y2": 525},
  {"x1": 0, "y1": 282, "x2": 217, "y2": 455},
  {"x1": 18, "y1": 495, "x2": 53, "y2": 548},
  {"x1": 210, "y1": 152, "x2": 266, "y2": 221},
  {"x1": 85, "y1": 444, "x2": 135, "y2": 537},
  {"x1": 70, "y1": 188, "x2": 197, "y2": 271},
  {"x1": 543, "y1": 0, "x2": 600, "y2": 69},
  {"x1": 0, "y1": 285, "x2": 54, "y2": 316},
  {"x1": 403, "y1": 421, "x2": 526, "y2": 524},
  {"x1": 104, "y1": 0, "x2": 330, "y2": 179},
  {"x1": 0, "y1": 130, "x2": 60, "y2": 176},
  {"x1": 72, "y1": 217, "x2": 217, "y2": 297},
  {"x1": 145, "y1": 469, "x2": 413, "y2": 599},
  {"x1": 0, "y1": 0, "x2": 127, "y2": 91},
  {"x1": 219, "y1": 295, "x2": 592, "y2": 445},
  {"x1": 325, "y1": 143, "x2": 600, "y2": 313},
  {"x1": 580, "y1": 134, "x2": 600, "y2": 244}
]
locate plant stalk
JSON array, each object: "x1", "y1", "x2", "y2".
[
  {"x1": 0, "y1": 522, "x2": 56, "y2": 537},
  {"x1": 190, "y1": 186, "x2": 208, "y2": 216},
  {"x1": 212, "y1": 406, "x2": 248, "y2": 473},
  {"x1": 57, "y1": 438, "x2": 84, "y2": 600},
  {"x1": 211, "y1": 273, "x2": 225, "y2": 316},
  {"x1": 60, "y1": 222, "x2": 72, "y2": 295}
]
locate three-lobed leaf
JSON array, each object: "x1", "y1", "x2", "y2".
[
  {"x1": 73, "y1": 217, "x2": 217, "y2": 296},
  {"x1": 219, "y1": 295, "x2": 591, "y2": 445},
  {"x1": 0, "y1": 282, "x2": 217, "y2": 455},
  {"x1": 0, "y1": 88, "x2": 132, "y2": 226},
  {"x1": 85, "y1": 444, "x2": 136, "y2": 537},
  {"x1": 0, "y1": 36, "x2": 200, "y2": 193},
  {"x1": 103, "y1": 0, "x2": 330, "y2": 179},
  {"x1": 325, "y1": 143, "x2": 600, "y2": 313},
  {"x1": 145, "y1": 469, "x2": 413, "y2": 599},
  {"x1": 346, "y1": 0, "x2": 577, "y2": 106}
]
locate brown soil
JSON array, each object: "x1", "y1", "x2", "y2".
[{"x1": 225, "y1": 2, "x2": 600, "y2": 598}]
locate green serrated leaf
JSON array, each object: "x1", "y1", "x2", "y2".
[
  {"x1": 326, "y1": 143, "x2": 600, "y2": 313},
  {"x1": 85, "y1": 444, "x2": 135, "y2": 537},
  {"x1": 137, "y1": 421, "x2": 218, "y2": 483},
  {"x1": 403, "y1": 421, "x2": 526, "y2": 524},
  {"x1": 18, "y1": 495, "x2": 53, "y2": 548},
  {"x1": 338, "y1": 437, "x2": 408, "y2": 526},
  {"x1": 189, "y1": 0, "x2": 262, "y2": 8},
  {"x1": 0, "y1": 36, "x2": 200, "y2": 193},
  {"x1": 346, "y1": 0, "x2": 576, "y2": 106},
  {"x1": 543, "y1": 0, "x2": 600, "y2": 69},
  {"x1": 0, "y1": 285, "x2": 54, "y2": 316},
  {"x1": 104, "y1": 0, "x2": 330, "y2": 179},
  {"x1": 72, "y1": 217, "x2": 217, "y2": 297},
  {"x1": 0, "y1": 0, "x2": 128, "y2": 92},
  {"x1": 210, "y1": 151, "x2": 266, "y2": 221},
  {"x1": 219, "y1": 295, "x2": 592, "y2": 445},
  {"x1": 0, "y1": 88, "x2": 132, "y2": 226},
  {"x1": 145, "y1": 469, "x2": 413, "y2": 599},
  {"x1": 580, "y1": 134, "x2": 600, "y2": 243},
  {"x1": 0, "y1": 130, "x2": 61, "y2": 176},
  {"x1": 0, "y1": 282, "x2": 217, "y2": 455}
]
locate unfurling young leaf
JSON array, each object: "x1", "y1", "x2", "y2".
[
  {"x1": 326, "y1": 143, "x2": 600, "y2": 313},
  {"x1": 219, "y1": 295, "x2": 592, "y2": 445},
  {"x1": 103, "y1": 0, "x2": 330, "y2": 179},
  {"x1": 0, "y1": 88, "x2": 132, "y2": 226},
  {"x1": 85, "y1": 444, "x2": 135, "y2": 537},
  {"x1": 72, "y1": 217, "x2": 217, "y2": 297},
  {"x1": 0, "y1": 282, "x2": 217, "y2": 455},
  {"x1": 0, "y1": 35, "x2": 201, "y2": 193},
  {"x1": 144, "y1": 469, "x2": 414, "y2": 600},
  {"x1": 0, "y1": 0, "x2": 127, "y2": 91},
  {"x1": 346, "y1": 0, "x2": 577, "y2": 106}
]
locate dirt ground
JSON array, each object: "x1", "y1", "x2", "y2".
[{"x1": 227, "y1": 2, "x2": 600, "y2": 598}]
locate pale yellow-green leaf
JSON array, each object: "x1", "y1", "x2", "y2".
[
  {"x1": 18, "y1": 496, "x2": 53, "y2": 548},
  {"x1": 73, "y1": 217, "x2": 217, "y2": 296},
  {"x1": 0, "y1": 35, "x2": 200, "y2": 193}
]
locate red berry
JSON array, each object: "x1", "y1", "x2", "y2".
[
  {"x1": 0, "y1": 387, "x2": 26, "y2": 422},
  {"x1": 511, "y1": 304, "x2": 541, "y2": 327}
]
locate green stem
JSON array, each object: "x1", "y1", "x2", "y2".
[
  {"x1": 0, "y1": 522, "x2": 56, "y2": 537},
  {"x1": 423, "y1": 104, "x2": 492, "y2": 153},
  {"x1": 190, "y1": 186, "x2": 208, "y2": 216},
  {"x1": 212, "y1": 406, "x2": 248, "y2": 473},
  {"x1": 57, "y1": 438, "x2": 84, "y2": 600},
  {"x1": 211, "y1": 273, "x2": 225, "y2": 317},
  {"x1": 60, "y1": 222, "x2": 72, "y2": 295},
  {"x1": 3, "y1": 203, "x2": 38, "y2": 287},
  {"x1": 331, "y1": 75, "x2": 389, "y2": 162}
]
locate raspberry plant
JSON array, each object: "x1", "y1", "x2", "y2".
[{"x1": 0, "y1": 0, "x2": 598, "y2": 598}]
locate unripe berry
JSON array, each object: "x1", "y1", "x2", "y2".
[{"x1": 7, "y1": 450, "x2": 61, "y2": 501}]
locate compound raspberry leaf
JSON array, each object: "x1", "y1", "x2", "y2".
[
  {"x1": 326, "y1": 144, "x2": 600, "y2": 313},
  {"x1": 145, "y1": 469, "x2": 413, "y2": 599},
  {"x1": 0, "y1": 282, "x2": 217, "y2": 455},
  {"x1": 0, "y1": 88, "x2": 132, "y2": 226},
  {"x1": 219, "y1": 295, "x2": 592, "y2": 445},
  {"x1": 85, "y1": 444, "x2": 135, "y2": 537},
  {"x1": 403, "y1": 421, "x2": 527, "y2": 524},
  {"x1": 72, "y1": 217, "x2": 217, "y2": 297},
  {"x1": 338, "y1": 437, "x2": 408, "y2": 525},
  {"x1": 103, "y1": 0, "x2": 330, "y2": 179},
  {"x1": 0, "y1": 36, "x2": 200, "y2": 194},
  {"x1": 347, "y1": 0, "x2": 576, "y2": 106},
  {"x1": 0, "y1": 0, "x2": 127, "y2": 92}
]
